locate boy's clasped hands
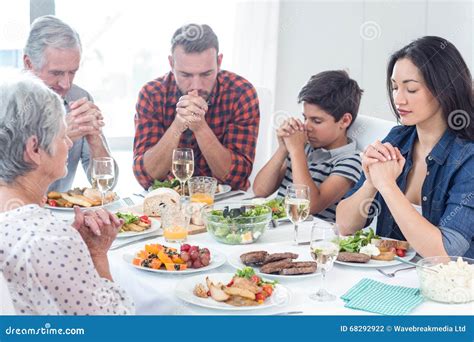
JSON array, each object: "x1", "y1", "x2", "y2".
[{"x1": 276, "y1": 117, "x2": 307, "y2": 154}]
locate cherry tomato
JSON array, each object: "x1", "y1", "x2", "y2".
[
  {"x1": 262, "y1": 284, "x2": 273, "y2": 296},
  {"x1": 48, "y1": 199, "x2": 57, "y2": 207},
  {"x1": 140, "y1": 215, "x2": 151, "y2": 224},
  {"x1": 396, "y1": 248, "x2": 406, "y2": 257},
  {"x1": 255, "y1": 293, "x2": 265, "y2": 302}
]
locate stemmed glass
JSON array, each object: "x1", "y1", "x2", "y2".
[
  {"x1": 91, "y1": 157, "x2": 115, "y2": 206},
  {"x1": 172, "y1": 148, "x2": 194, "y2": 196},
  {"x1": 284, "y1": 184, "x2": 310, "y2": 244},
  {"x1": 309, "y1": 220, "x2": 340, "y2": 301}
]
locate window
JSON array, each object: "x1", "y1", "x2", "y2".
[
  {"x1": 56, "y1": 0, "x2": 238, "y2": 138},
  {"x1": 0, "y1": 0, "x2": 30, "y2": 67}
]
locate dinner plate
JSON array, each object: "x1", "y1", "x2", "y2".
[
  {"x1": 123, "y1": 247, "x2": 227, "y2": 275},
  {"x1": 175, "y1": 272, "x2": 291, "y2": 311},
  {"x1": 116, "y1": 218, "x2": 162, "y2": 238},
  {"x1": 227, "y1": 246, "x2": 320, "y2": 280},
  {"x1": 44, "y1": 197, "x2": 121, "y2": 211},
  {"x1": 334, "y1": 248, "x2": 417, "y2": 268}
]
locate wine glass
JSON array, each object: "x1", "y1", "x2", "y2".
[
  {"x1": 172, "y1": 148, "x2": 194, "y2": 196},
  {"x1": 284, "y1": 184, "x2": 310, "y2": 244},
  {"x1": 91, "y1": 157, "x2": 115, "y2": 206},
  {"x1": 309, "y1": 220, "x2": 340, "y2": 301}
]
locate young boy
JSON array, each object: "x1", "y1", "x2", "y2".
[{"x1": 253, "y1": 70, "x2": 363, "y2": 221}]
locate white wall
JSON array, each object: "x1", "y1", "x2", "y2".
[{"x1": 274, "y1": 0, "x2": 473, "y2": 122}]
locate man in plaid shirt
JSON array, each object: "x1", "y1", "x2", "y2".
[{"x1": 133, "y1": 24, "x2": 260, "y2": 190}]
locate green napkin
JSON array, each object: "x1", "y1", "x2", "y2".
[{"x1": 341, "y1": 278, "x2": 424, "y2": 315}]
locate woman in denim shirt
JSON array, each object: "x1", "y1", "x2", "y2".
[{"x1": 337, "y1": 36, "x2": 473, "y2": 258}]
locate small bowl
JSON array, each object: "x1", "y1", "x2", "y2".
[
  {"x1": 416, "y1": 256, "x2": 474, "y2": 304},
  {"x1": 202, "y1": 203, "x2": 272, "y2": 244}
]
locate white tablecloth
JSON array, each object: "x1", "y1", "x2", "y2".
[{"x1": 53, "y1": 192, "x2": 474, "y2": 316}]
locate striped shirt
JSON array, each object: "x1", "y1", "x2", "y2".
[{"x1": 278, "y1": 139, "x2": 362, "y2": 221}]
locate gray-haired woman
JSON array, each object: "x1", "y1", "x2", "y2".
[{"x1": 0, "y1": 70, "x2": 134, "y2": 315}]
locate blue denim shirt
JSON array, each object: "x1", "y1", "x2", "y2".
[{"x1": 346, "y1": 125, "x2": 474, "y2": 258}]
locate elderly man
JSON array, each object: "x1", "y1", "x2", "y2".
[
  {"x1": 133, "y1": 24, "x2": 260, "y2": 191},
  {"x1": 23, "y1": 15, "x2": 117, "y2": 192}
]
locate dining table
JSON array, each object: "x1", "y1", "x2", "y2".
[{"x1": 50, "y1": 191, "x2": 473, "y2": 316}]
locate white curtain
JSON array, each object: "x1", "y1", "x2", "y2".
[{"x1": 232, "y1": 1, "x2": 281, "y2": 186}]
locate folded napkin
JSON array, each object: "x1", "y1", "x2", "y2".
[{"x1": 341, "y1": 278, "x2": 424, "y2": 315}]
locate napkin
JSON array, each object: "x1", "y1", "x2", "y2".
[{"x1": 341, "y1": 278, "x2": 424, "y2": 315}]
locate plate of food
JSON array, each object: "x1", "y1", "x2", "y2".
[
  {"x1": 44, "y1": 188, "x2": 119, "y2": 211},
  {"x1": 115, "y1": 212, "x2": 161, "y2": 238},
  {"x1": 334, "y1": 228, "x2": 416, "y2": 268},
  {"x1": 175, "y1": 269, "x2": 291, "y2": 311},
  {"x1": 123, "y1": 243, "x2": 226, "y2": 274},
  {"x1": 228, "y1": 246, "x2": 319, "y2": 280},
  {"x1": 148, "y1": 178, "x2": 231, "y2": 198}
]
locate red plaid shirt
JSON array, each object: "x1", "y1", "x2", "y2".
[{"x1": 133, "y1": 70, "x2": 260, "y2": 190}]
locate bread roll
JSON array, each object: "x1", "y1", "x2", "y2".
[{"x1": 143, "y1": 188, "x2": 181, "y2": 217}]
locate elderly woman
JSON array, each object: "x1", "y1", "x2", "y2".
[{"x1": 0, "y1": 70, "x2": 134, "y2": 315}]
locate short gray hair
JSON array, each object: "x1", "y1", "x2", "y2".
[
  {"x1": 24, "y1": 15, "x2": 82, "y2": 69},
  {"x1": 171, "y1": 24, "x2": 219, "y2": 54},
  {"x1": 0, "y1": 69, "x2": 64, "y2": 184}
]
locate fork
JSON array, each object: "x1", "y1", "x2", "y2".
[
  {"x1": 377, "y1": 266, "x2": 416, "y2": 278},
  {"x1": 122, "y1": 197, "x2": 135, "y2": 206}
]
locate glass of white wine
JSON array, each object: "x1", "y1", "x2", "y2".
[
  {"x1": 285, "y1": 184, "x2": 310, "y2": 245},
  {"x1": 91, "y1": 157, "x2": 115, "y2": 207},
  {"x1": 309, "y1": 220, "x2": 340, "y2": 301},
  {"x1": 172, "y1": 148, "x2": 194, "y2": 196}
]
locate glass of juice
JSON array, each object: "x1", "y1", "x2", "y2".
[
  {"x1": 161, "y1": 204, "x2": 190, "y2": 243},
  {"x1": 188, "y1": 177, "x2": 217, "y2": 205}
]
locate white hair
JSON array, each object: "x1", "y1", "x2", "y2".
[
  {"x1": 24, "y1": 15, "x2": 82, "y2": 69},
  {"x1": 0, "y1": 68, "x2": 64, "y2": 184}
]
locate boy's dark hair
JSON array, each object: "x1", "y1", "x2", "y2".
[
  {"x1": 171, "y1": 24, "x2": 219, "y2": 54},
  {"x1": 298, "y1": 70, "x2": 363, "y2": 127}
]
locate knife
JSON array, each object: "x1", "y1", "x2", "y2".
[
  {"x1": 110, "y1": 233, "x2": 161, "y2": 251},
  {"x1": 214, "y1": 191, "x2": 246, "y2": 202}
]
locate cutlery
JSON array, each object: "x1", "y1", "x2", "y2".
[
  {"x1": 214, "y1": 191, "x2": 246, "y2": 202},
  {"x1": 110, "y1": 233, "x2": 161, "y2": 251},
  {"x1": 394, "y1": 256, "x2": 438, "y2": 273},
  {"x1": 122, "y1": 197, "x2": 135, "y2": 206},
  {"x1": 377, "y1": 266, "x2": 416, "y2": 278},
  {"x1": 133, "y1": 193, "x2": 145, "y2": 198}
]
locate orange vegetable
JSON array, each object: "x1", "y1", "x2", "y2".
[
  {"x1": 164, "y1": 263, "x2": 187, "y2": 271},
  {"x1": 137, "y1": 250, "x2": 149, "y2": 259},
  {"x1": 132, "y1": 258, "x2": 142, "y2": 266},
  {"x1": 150, "y1": 259, "x2": 162, "y2": 270},
  {"x1": 158, "y1": 250, "x2": 173, "y2": 264}
]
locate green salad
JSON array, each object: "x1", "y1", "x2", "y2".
[
  {"x1": 151, "y1": 178, "x2": 180, "y2": 190},
  {"x1": 338, "y1": 228, "x2": 379, "y2": 253},
  {"x1": 264, "y1": 197, "x2": 286, "y2": 220},
  {"x1": 205, "y1": 205, "x2": 271, "y2": 244}
]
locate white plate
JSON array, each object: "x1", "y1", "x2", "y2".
[
  {"x1": 116, "y1": 218, "x2": 162, "y2": 238},
  {"x1": 227, "y1": 247, "x2": 320, "y2": 280},
  {"x1": 175, "y1": 272, "x2": 291, "y2": 311},
  {"x1": 215, "y1": 185, "x2": 232, "y2": 198},
  {"x1": 334, "y1": 249, "x2": 416, "y2": 268},
  {"x1": 123, "y1": 247, "x2": 227, "y2": 274},
  {"x1": 45, "y1": 198, "x2": 121, "y2": 211}
]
